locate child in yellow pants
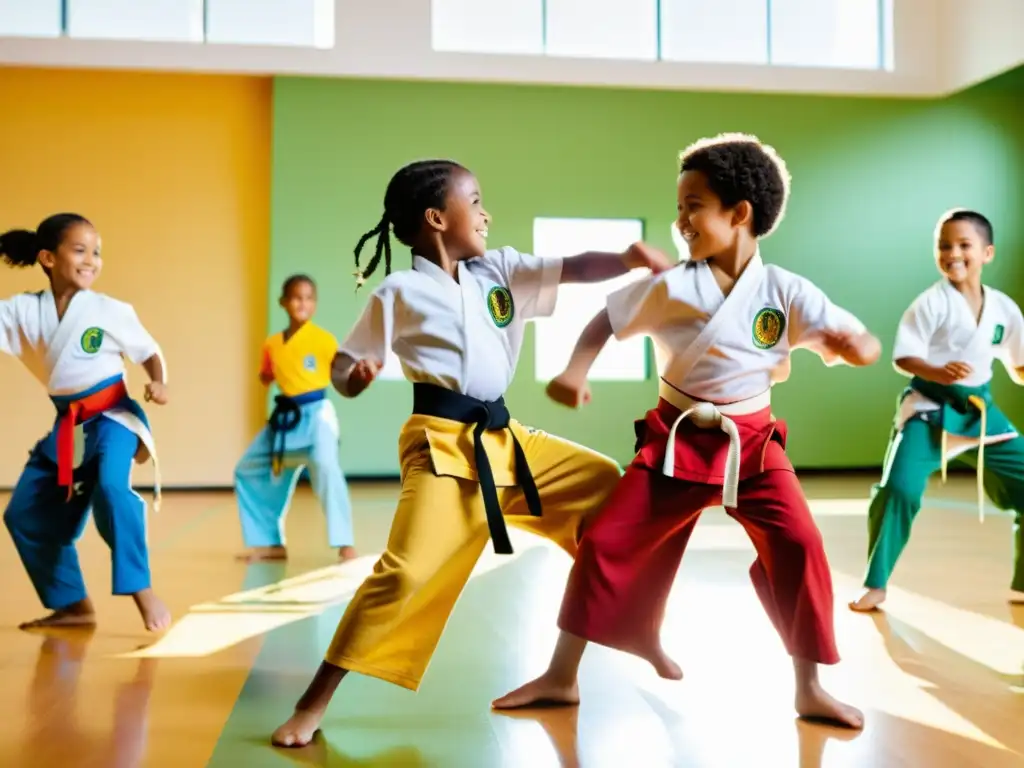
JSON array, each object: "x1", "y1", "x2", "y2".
[{"x1": 272, "y1": 159, "x2": 672, "y2": 747}]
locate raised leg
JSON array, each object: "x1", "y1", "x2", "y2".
[{"x1": 272, "y1": 449, "x2": 492, "y2": 747}]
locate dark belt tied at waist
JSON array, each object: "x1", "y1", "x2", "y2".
[
  {"x1": 268, "y1": 389, "x2": 325, "y2": 476},
  {"x1": 412, "y1": 382, "x2": 542, "y2": 555}
]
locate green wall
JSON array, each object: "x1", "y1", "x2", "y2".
[{"x1": 269, "y1": 67, "x2": 1024, "y2": 476}]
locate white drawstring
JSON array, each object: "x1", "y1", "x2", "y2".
[
  {"x1": 662, "y1": 402, "x2": 742, "y2": 508},
  {"x1": 656, "y1": 382, "x2": 769, "y2": 510}
]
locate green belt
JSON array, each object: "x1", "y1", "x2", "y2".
[{"x1": 905, "y1": 377, "x2": 1016, "y2": 522}]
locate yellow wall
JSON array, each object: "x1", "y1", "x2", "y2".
[{"x1": 0, "y1": 68, "x2": 271, "y2": 487}]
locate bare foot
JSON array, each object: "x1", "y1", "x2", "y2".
[
  {"x1": 272, "y1": 708, "x2": 325, "y2": 748},
  {"x1": 849, "y1": 588, "x2": 886, "y2": 612},
  {"x1": 640, "y1": 646, "x2": 684, "y2": 680},
  {"x1": 236, "y1": 546, "x2": 287, "y2": 562},
  {"x1": 338, "y1": 546, "x2": 358, "y2": 562},
  {"x1": 19, "y1": 599, "x2": 96, "y2": 630},
  {"x1": 796, "y1": 684, "x2": 864, "y2": 729},
  {"x1": 491, "y1": 673, "x2": 580, "y2": 710},
  {"x1": 1009, "y1": 590, "x2": 1024, "y2": 604},
  {"x1": 132, "y1": 589, "x2": 172, "y2": 632}
]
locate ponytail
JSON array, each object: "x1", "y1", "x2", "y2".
[
  {"x1": 352, "y1": 214, "x2": 392, "y2": 291},
  {"x1": 0, "y1": 213, "x2": 92, "y2": 270},
  {"x1": 0, "y1": 229, "x2": 41, "y2": 268}
]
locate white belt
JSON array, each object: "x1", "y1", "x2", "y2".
[{"x1": 658, "y1": 380, "x2": 771, "y2": 509}]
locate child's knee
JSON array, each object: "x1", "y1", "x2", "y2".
[
  {"x1": 95, "y1": 477, "x2": 141, "y2": 512},
  {"x1": 3, "y1": 498, "x2": 35, "y2": 534},
  {"x1": 774, "y1": 516, "x2": 826, "y2": 560},
  {"x1": 588, "y1": 456, "x2": 624, "y2": 500}
]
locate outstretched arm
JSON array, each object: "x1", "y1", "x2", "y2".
[
  {"x1": 546, "y1": 309, "x2": 614, "y2": 408},
  {"x1": 787, "y1": 278, "x2": 880, "y2": 369},
  {"x1": 560, "y1": 242, "x2": 674, "y2": 284},
  {"x1": 565, "y1": 309, "x2": 614, "y2": 379},
  {"x1": 821, "y1": 328, "x2": 882, "y2": 367}
]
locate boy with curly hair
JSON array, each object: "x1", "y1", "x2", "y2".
[{"x1": 494, "y1": 133, "x2": 878, "y2": 728}]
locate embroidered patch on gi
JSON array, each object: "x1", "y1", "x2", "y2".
[
  {"x1": 487, "y1": 286, "x2": 514, "y2": 328},
  {"x1": 992, "y1": 324, "x2": 1005, "y2": 344},
  {"x1": 752, "y1": 307, "x2": 786, "y2": 350},
  {"x1": 303, "y1": 354, "x2": 317, "y2": 371},
  {"x1": 80, "y1": 327, "x2": 105, "y2": 354}
]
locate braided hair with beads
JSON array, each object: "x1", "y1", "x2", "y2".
[{"x1": 352, "y1": 159, "x2": 466, "y2": 289}]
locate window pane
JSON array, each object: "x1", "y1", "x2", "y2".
[
  {"x1": 660, "y1": 0, "x2": 768, "y2": 64},
  {"x1": 533, "y1": 218, "x2": 647, "y2": 382},
  {"x1": 770, "y1": 0, "x2": 881, "y2": 69},
  {"x1": 0, "y1": 0, "x2": 62, "y2": 37},
  {"x1": 206, "y1": 0, "x2": 334, "y2": 49},
  {"x1": 431, "y1": 0, "x2": 543, "y2": 55},
  {"x1": 545, "y1": 0, "x2": 658, "y2": 61},
  {"x1": 66, "y1": 0, "x2": 203, "y2": 42},
  {"x1": 881, "y1": 0, "x2": 895, "y2": 71}
]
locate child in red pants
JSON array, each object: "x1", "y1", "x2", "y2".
[{"x1": 494, "y1": 133, "x2": 880, "y2": 729}]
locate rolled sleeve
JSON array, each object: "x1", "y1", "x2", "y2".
[
  {"x1": 501, "y1": 246, "x2": 563, "y2": 320},
  {"x1": 787, "y1": 279, "x2": 867, "y2": 366},
  {"x1": 605, "y1": 273, "x2": 665, "y2": 341}
]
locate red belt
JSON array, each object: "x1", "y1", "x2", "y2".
[{"x1": 55, "y1": 380, "x2": 128, "y2": 499}]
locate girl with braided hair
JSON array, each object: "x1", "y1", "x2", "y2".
[{"x1": 272, "y1": 159, "x2": 673, "y2": 747}]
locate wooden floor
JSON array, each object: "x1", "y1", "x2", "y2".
[{"x1": 0, "y1": 475, "x2": 1022, "y2": 767}]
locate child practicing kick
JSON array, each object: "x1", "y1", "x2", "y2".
[
  {"x1": 0, "y1": 213, "x2": 171, "y2": 632},
  {"x1": 271, "y1": 158, "x2": 673, "y2": 747},
  {"x1": 494, "y1": 134, "x2": 879, "y2": 729},
  {"x1": 850, "y1": 209, "x2": 1024, "y2": 612},
  {"x1": 234, "y1": 274, "x2": 356, "y2": 563}
]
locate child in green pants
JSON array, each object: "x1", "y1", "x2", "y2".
[{"x1": 850, "y1": 209, "x2": 1024, "y2": 612}]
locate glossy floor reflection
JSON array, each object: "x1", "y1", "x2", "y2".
[{"x1": 0, "y1": 474, "x2": 1022, "y2": 767}]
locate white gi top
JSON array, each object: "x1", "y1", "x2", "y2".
[
  {"x1": 337, "y1": 247, "x2": 562, "y2": 402},
  {"x1": 606, "y1": 252, "x2": 866, "y2": 403},
  {"x1": 894, "y1": 279, "x2": 1024, "y2": 416},
  {"x1": 0, "y1": 289, "x2": 163, "y2": 396},
  {"x1": 0, "y1": 288, "x2": 164, "y2": 499}
]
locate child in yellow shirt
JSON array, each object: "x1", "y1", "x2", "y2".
[{"x1": 235, "y1": 275, "x2": 355, "y2": 561}]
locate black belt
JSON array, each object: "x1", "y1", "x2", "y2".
[
  {"x1": 267, "y1": 390, "x2": 326, "y2": 476},
  {"x1": 412, "y1": 382, "x2": 541, "y2": 555}
]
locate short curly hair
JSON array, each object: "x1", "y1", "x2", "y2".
[{"x1": 679, "y1": 133, "x2": 790, "y2": 238}]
